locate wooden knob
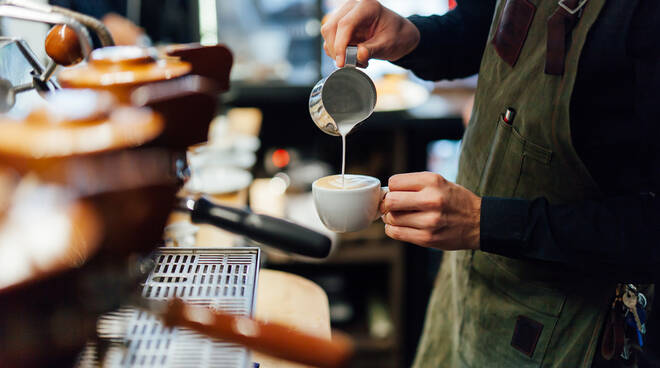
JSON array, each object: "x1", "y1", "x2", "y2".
[{"x1": 45, "y1": 25, "x2": 83, "y2": 66}]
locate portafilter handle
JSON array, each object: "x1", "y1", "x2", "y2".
[{"x1": 180, "y1": 196, "x2": 332, "y2": 258}]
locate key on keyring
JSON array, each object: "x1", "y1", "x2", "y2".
[{"x1": 622, "y1": 289, "x2": 644, "y2": 347}]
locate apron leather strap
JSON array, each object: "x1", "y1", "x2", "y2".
[{"x1": 545, "y1": 0, "x2": 589, "y2": 75}]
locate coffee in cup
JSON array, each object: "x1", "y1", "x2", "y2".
[{"x1": 312, "y1": 174, "x2": 388, "y2": 233}]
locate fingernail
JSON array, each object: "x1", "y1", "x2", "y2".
[{"x1": 335, "y1": 55, "x2": 342, "y2": 67}]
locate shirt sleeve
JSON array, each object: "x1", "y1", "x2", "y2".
[
  {"x1": 391, "y1": 0, "x2": 497, "y2": 81},
  {"x1": 479, "y1": 193, "x2": 660, "y2": 282}
]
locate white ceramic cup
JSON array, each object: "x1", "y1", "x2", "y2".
[{"x1": 312, "y1": 174, "x2": 389, "y2": 233}]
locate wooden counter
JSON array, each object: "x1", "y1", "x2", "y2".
[{"x1": 253, "y1": 269, "x2": 332, "y2": 368}]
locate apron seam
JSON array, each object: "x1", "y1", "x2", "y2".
[
  {"x1": 581, "y1": 305, "x2": 607, "y2": 368},
  {"x1": 540, "y1": 295, "x2": 567, "y2": 367},
  {"x1": 550, "y1": 7, "x2": 602, "y2": 197}
]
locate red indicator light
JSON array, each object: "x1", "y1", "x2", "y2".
[{"x1": 272, "y1": 149, "x2": 290, "y2": 168}]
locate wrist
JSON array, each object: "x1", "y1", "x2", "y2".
[
  {"x1": 401, "y1": 18, "x2": 421, "y2": 58},
  {"x1": 469, "y1": 197, "x2": 482, "y2": 250},
  {"x1": 390, "y1": 15, "x2": 430, "y2": 66}
]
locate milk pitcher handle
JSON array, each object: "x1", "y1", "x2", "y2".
[{"x1": 345, "y1": 46, "x2": 358, "y2": 68}]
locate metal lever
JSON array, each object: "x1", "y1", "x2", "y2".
[
  {"x1": 0, "y1": 5, "x2": 93, "y2": 61},
  {"x1": 2, "y1": 0, "x2": 114, "y2": 47},
  {"x1": 0, "y1": 3, "x2": 93, "y2": 88}
]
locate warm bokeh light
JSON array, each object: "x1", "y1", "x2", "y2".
[{"x1": 272, "y1": 149, "x2": 290, "y2": 168}]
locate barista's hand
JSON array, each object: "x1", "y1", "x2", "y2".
[
  {"x1": 380, "y1": 172, "x2": 481, "y2": 251},
  {"x1": 321, "y1": 0, "x2": 420, "y2": 67}
]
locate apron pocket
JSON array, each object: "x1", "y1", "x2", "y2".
[
  {"x1": 492, "y1": 0, "x2": 536, "y2": 67},
  {"x1": 512, "y1": 128, "x2": 554, "y2": 199},
  {"x1": 458, "y1": 252, "x2": 566, "y2": 368},
  {"x1": 479, "y1": 114, "x2": 553, "y2": 198},
  {"x1": 478, "y1": 116, "x2": 525, "y2": 197}
]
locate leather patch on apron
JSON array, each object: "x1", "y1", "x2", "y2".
[
  {"x1": 511, "y1": 315, "x2": 544, "y2": 357},
  {"x1": 492, "y1": 0, "x2": 536, "y2": 67}
]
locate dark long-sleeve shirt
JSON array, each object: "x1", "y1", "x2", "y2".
[{"x1": 394, "y1": 0, "x2": 660, "y2": 282}]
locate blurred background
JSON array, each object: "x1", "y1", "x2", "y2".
[{"x1": 0, "y1": 1, "x2": 474, "y2": 367}]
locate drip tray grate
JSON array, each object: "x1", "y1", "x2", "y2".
[{"x1": 78, "y1": 247, "x2": 260, "y2": 368}]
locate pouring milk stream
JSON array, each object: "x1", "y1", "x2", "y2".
[{"x1": 308, "y1": 46, "x2": 377, "y2": 187}]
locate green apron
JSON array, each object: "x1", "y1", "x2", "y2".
[{"x1": 412, "y1": 0, "x2": 616, "y2": 367}]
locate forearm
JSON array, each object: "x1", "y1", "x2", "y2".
[
  {"x1": 392, "y1": 0, "x2": 496, "y2": 81},
  {"x1": 480, "y1": 193, "x2": 660, "y2": 282}
]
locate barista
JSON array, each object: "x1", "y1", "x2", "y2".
[{"x1": 322, "y1": 0, "x2": 660, "y2": 366}]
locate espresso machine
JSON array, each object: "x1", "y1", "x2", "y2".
[{"x1": 0, "y1": 2, "x2": 351, "y2": 367}]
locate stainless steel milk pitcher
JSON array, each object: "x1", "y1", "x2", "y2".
[{"x1": 309, "y1": 46, "x2": 377, "y2": 136}]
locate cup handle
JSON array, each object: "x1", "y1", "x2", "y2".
[
  {"x1": 345, "y1": 46, "x2": 358, "y2": 68},
  {"x1": 374, "y1": 186, "x2": 389, "y2": 221}
]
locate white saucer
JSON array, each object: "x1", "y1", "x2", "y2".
[{"x1": 185, "y1": 167, "x2": 253, "y2": 195}]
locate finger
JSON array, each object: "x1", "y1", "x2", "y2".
[
  {"x1": 321, "y1": 20, "x2": 338, "y2": 60},
  {"x1": 380, "y1": 190, "x2": 441, "y2": 213},
  {"x1": 356, "y1": 44, "x2": 371, "y2": 67},
  {"x1": 382, "y1": 211, "x2": 445, "y2": 230},
  {"x1": 388, "y1": 172, "x2": 446, "y2": 191},
  {"x1": 321, "y1": 1, "x2": 356, "y2": 62},
  {"x1": 333, "y1": 5, "x2": 367, "y2": 67},
  {"x1": 385, "y1": 225, "x2": 435, "y2": 247}
]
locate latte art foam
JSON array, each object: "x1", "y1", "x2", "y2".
[{"x1": 315, "y1": 174, "x2": 378, "y2": 190}]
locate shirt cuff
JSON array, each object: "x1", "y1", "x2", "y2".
[
  {"x1": 480, "y1": 197, "x2": 530, "y2": 256},
  {"x1": 391, "y1": 15, "x2": 438, "y2": 68}
]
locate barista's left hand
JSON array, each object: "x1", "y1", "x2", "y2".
[{"x1": 380, "y1": 172, "x2": 481, "y2": 250}]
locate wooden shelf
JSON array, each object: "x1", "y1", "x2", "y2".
[
  {"x1": 326, "y1": 240, "x2": 402, "y2": 264},
  {"x1": 335, "y1": 320, "x2": 398, "y2": 352},
  {"x1": 265, "y1": 239, "x2": 403, "y2": 266},
  {"x1": 352, "y1": 334, "x2": 397, "y2": 352}
]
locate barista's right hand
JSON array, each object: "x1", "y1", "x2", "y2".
[{"x1": 321, "y1": 0, "x2": 420, "y2": 68}]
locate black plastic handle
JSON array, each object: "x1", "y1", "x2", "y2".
[{"x1": 190, "y1": 197, "x2": 331, "y2": 258}]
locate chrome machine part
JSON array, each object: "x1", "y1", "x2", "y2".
[
  {"x1": 0, "y1": 37, "x2": 58, "y2": 115},
  {"x1": 78, "y1": 247, "x2": 260, "y2": 368},
  {"x1": 0, "y1": 3, "x2": 94, "y2": 114}
]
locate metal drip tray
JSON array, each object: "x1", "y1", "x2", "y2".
[{"x1": 78, "y1": 247, "x2": 260, "y2": 368}]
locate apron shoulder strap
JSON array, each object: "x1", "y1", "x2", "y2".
[{"x1": 546, "y1": 0, "x2": 590, "y2": 75}]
